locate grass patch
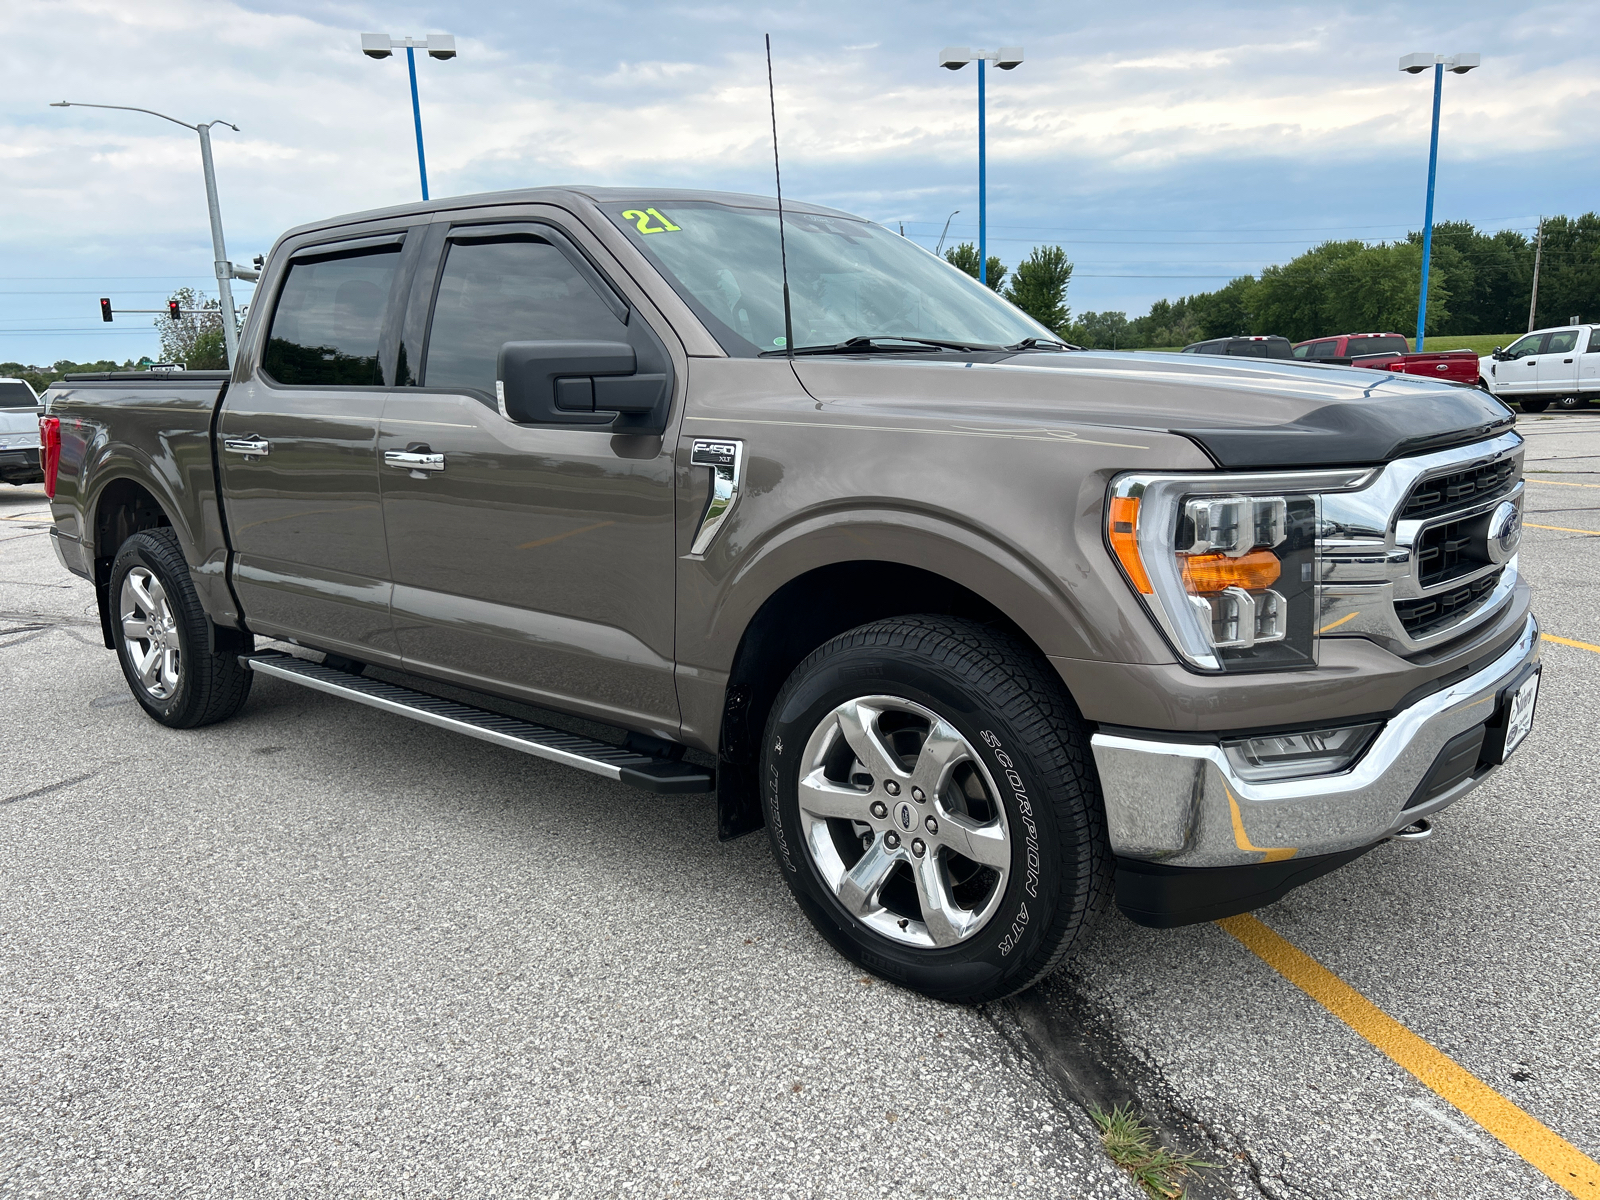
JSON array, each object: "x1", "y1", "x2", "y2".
[{"x1": 1089, "y1": 1104, "x2": 1215, "y2": 1199}]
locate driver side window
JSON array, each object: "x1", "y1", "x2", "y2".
[
  {"x1": 423, "y1": 235, "x2": 629, "y2": 401},
  {"x1": 1505, "y1": 334, "x2": 1547, "y2": 359}
]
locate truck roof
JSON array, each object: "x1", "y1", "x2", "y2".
[{"x1": 275, "y1": 186, "x2": 861, "y2": 246}]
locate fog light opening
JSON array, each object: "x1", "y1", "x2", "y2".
[{"x1": 1222, "y1": 721, "x2": 1381, "y2": 782}]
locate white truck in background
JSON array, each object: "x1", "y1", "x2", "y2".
[
  {"x1": 0, "y1": 377, "x2": 45, "y2": 486},
  {"x1": 1479, "y1": 324, "x2": 1600, "y2": 412}
]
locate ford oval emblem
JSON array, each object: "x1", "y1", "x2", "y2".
[
  {"x1": 896, "y1": 802, "x2": 915, "y2": 831},
  {"x1": 1487, "y1": 500, "x2": 1522, "y2": 564}
]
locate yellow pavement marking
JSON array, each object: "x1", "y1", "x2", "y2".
[
  {"x1": 1524, "y1": 477, "x2": 1600, "y2": 489},
  {"x1": 1218, "y1": 914, "x2": 1600, "y2": 1197},
  {"x1": 1544, "y1": 633, "x2": 1600, "y2": 654},
  {"x1": 1318, "y1": 611, "x2": 1359, "y2": 634},
  {"x1": 517, "y1": 520, "x2": 615, "y2": 550},
  {"x1": 1222, "y1": 786, "x2": 1296, "y2": 862},
  {"x1": 1526, "y1": 523, "x2": 1600, "y2": 536}
]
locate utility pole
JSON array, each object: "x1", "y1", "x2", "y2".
[{"x1": 1527, "y1": 218, "x2": 1544, "y2": 333}]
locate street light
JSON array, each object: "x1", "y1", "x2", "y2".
[
  {"x1": 361, "y1": 33, "x2": 457, "y2": 201},
  {"x1": 49, "y1": 101, "x2": 257, "y2": 368},
  {"x1": 1399, "y1": 51, "x2": 1479, "y2": 351},
  {"x1": 939, "y1": 46, "x2": 1023, "y2": 286}
]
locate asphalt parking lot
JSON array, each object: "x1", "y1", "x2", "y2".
[{"x1": 2, "y1": 413, "x2": 1597, "y2": 1200}]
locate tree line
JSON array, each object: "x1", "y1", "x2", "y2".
[{"x1": 947, "y1": 213, "x2": 1600, "y2": 349}]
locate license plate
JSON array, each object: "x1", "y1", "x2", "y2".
[{"x1": 1499, "y1": 670, "x2": 1540, "y2": 762}]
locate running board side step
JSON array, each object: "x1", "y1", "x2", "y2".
[{"x1": 240, "y1": 651, "x2": 713, "y2": 795}]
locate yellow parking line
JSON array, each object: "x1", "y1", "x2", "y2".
[
  {"x1": 1525, "y1": 523, "x2": 1600, "y2": 536},
  {"x1": 1544, "y1": 633, "x2": 1600, "y2": 654},
  {"x1": 1219, "y1": 914, "x2": 1600, "y2": 1196},
  {"x1": 1525, "y1": 478, "x2": 1600, "y2": 489}
]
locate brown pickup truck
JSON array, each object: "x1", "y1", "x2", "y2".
[{"x1": 41, "y1": 187, "x2": 1541, "y2": 1003}]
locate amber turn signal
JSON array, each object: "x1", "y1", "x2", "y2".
[
  {"x1": 1108, "y1": 495, "x2": 1153, "y2": 594},
  {"x1": 1180, "y1": 548, "x2": 1281, "y2": 594}
]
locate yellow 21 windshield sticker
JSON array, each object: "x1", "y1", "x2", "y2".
[{"x1": 622, "y1": 208, "x2": 682, "y2": 235}]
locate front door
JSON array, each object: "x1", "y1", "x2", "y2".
[
  {"x1": 379, "y1": 220, "x2": 682, "y2": 734},
  {"x1": 1536, "y1": 328, "x2": 1582, "y2": 397},
  {"x1": 1496, "y1": 332, "x2": 1545, "y2": 395},
  {"x1": 219, "y1": 234, "x2": 412, "y2": 663}
]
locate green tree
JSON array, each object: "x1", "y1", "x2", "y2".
[
  {"x1": 1004, "y1": 245, "x2": 1074, "y2": 331},
  {"x1": 156, "y1": 287, "x2": 230, "y2": 369},
  {"x1": 945, "y1": 242, "x2": 1007, "y2": 292},
  {"x1": 1527, "y1": 213, "x2": 1600, "y2": 327},
  {"x1": 1069, "y1": 311, "x2": 1131, "y2": 349}
]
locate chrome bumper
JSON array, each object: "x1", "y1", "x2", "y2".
[{"x1": 1091, "y1": 615, "x2": 1540, "y2": 868}]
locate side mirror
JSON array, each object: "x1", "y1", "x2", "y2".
[{"x1": 497, "y1": 340, "x2": 669, "y2": 433}]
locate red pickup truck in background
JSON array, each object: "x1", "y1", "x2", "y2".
[{"x1": 1292, "y1": 332, "x2": 1480, "y2": 385}]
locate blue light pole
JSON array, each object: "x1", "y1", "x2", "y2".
[
  {"x1": 1399, "y1": 51, "x2": 1479, "y2": 350},
  {"x1": 362, "y1": 33, "x2": 458, "y2": 201},
  {"x1": 939, "y1": 46, "x2": 1024, "y2": 286}
]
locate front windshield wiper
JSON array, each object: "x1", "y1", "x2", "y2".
[
  {"x1": 760, "y1": 336, "x2": 1000, "y2": 357},
  {"x1": 1004, "y1": 336, "x2": 1080, "y2": 351}
]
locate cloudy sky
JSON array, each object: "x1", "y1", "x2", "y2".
[{"x1": 3, "y1": 0, "x2": 1597, "y2": 366}]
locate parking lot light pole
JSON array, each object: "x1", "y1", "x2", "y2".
[
  {"x1": 49, "y1": 101, "x2": 253, "y2": 368},
  {"x1": 939, "y1": 47, "x2": 1023, "y2": 286},
  {"x1": 361, "y1": 34, "x2": 457, "y2": 201},
  {"x1": 1399, "y1": 51, "x2": 1479, "y2": 351}
]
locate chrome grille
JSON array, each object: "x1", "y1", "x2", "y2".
[
  {"x1": 1317, "y1": 431, "x2": 1524, "y2": 655},
  {"x1": 1399, "y1": 457, "x2": 1517, "y2": 521}
]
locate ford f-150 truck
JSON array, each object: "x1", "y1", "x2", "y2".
[
  {"x1": 1291, "y1": 333, "x2": 1480, "y2": 386},
  {"x1": 1479, "y1": 324, "x2": 1600, "y2": 412},
  {"x1": 41, "y1": 187, "x2": 1541, "y2": 1003}
]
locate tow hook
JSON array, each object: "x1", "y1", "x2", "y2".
[{"x1": 1394, "y1": 818, "x2": 1434, "y2": 841}]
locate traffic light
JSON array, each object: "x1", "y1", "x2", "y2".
[
  {"x1": 100, "y1": 298, "x2": 113, "y2": 322},
  {"x1": 168, "y1": 299, "x2": 182, "y2": 321}
]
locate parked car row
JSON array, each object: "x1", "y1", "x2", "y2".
[{"x1": 1179, "y1": 325, "x2": 1597, "y2": 413}]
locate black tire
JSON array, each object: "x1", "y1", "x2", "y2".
[
  {"x1": 1555, "y1": 394, "x2": 1586, "y2": 410},
  {"x1": 1519, "y1": 399, "x2": 1550, "y2": 413},
  {"x1": 761, "y1": 615, "x2": 1110, "y2": 1004},
  {"x1": 109, "y1": 528, "x2": 253, "y2": 729}
]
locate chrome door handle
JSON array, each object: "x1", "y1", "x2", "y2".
[
  {"x1": 224, "y1": 436, "x2": 270, "y2": 458},
  {"x1": 384, "y1": 449, "x2": 445, "y2": 472}
]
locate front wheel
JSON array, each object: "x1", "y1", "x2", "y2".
[
  {"x1": 110, "y1": 527, "x2": 254, "y2": 728},
  {"x1": 761, "y1": 616, "x2": 1110, "y2": 1004},
  {"x1": 1519, "y1": 399, "x2": 1550, "y2": 413}
]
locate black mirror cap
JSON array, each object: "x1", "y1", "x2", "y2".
[{"x1": 497, "y1": 340, "x2": 671, "y2": 435}]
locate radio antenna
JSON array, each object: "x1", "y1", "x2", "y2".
[{"x1": 765, "y1": 34, "x2": 795, "y2": 360}]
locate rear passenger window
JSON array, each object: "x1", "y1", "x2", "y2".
[
  {"x1": 423, "y1": 236, "x2": 629, "y2": 399},
  {"x1": 1309, "y1": 341, "x2": 1339, "y2": 359},
  {"x1": 1230, "y1": 341, "x2": 1269, "y2": 358},
  {"x1": 262, "y1": 247, "x2": 401, "y2": 386},
  {"x1": 1588, "y1": 329, "x2": 1600, "y2": 353},
  {"x1": 1546, "y1": 330, "x2": 1579, "y2": 354}
]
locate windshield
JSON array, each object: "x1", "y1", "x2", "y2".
[{"x1": 601, "y1": 200, "x2": 1054, "y2": 356}]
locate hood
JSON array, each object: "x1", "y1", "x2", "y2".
[{"x1": 790, "y1": 351, "x2": 1515, "y2": 470}]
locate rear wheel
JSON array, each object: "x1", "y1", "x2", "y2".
[
  {"x1": 1555, "y1": 394, "x2": 1587, "y2": 410},
  {"x1": 1519, "y1": 399, "x2": 1550, "y2": 413},
  {"x1": 110, "y1": 528, "x2": 253, "y2": 728},
  {"x1": 761, "y1": 615, "x2": 1110, "y2": 1004}
]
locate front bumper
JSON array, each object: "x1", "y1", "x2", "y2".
[{"x1": 1091, "y1": 614, "x2": 1540, "y2": 869}]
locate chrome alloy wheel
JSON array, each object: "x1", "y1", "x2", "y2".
[
  {"x1": 797, "y1": 696, "x2": 1011, "y2": 948},
  {"x1": 119, "y1": 567, "x2": 181, "y2": 700}
]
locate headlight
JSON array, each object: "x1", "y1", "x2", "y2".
[{"x1": 1106, "y1": 468, "x2": 1364, "y2": 673}]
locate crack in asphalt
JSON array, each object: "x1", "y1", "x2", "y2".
[{"x1": 982, "y1": 985, "x2": 1263, "y2": 1199}]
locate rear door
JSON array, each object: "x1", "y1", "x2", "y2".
[
  {"x1": 218, "y1": 230, "x2": 417, "y2": 664},
  {"x1": 377, "y1": 213, "x2": 684, "y2": 733},
  {"x1": 1536, "y1": 329, "x2": 1582, "y2": 396},
  {"x1": 1582, "y1": 328, "x2": 1600, "y2": 395}
]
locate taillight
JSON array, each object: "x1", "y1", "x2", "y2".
[{"x1": 40, "y1": 416, "x2": 61, "y2": 498}]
